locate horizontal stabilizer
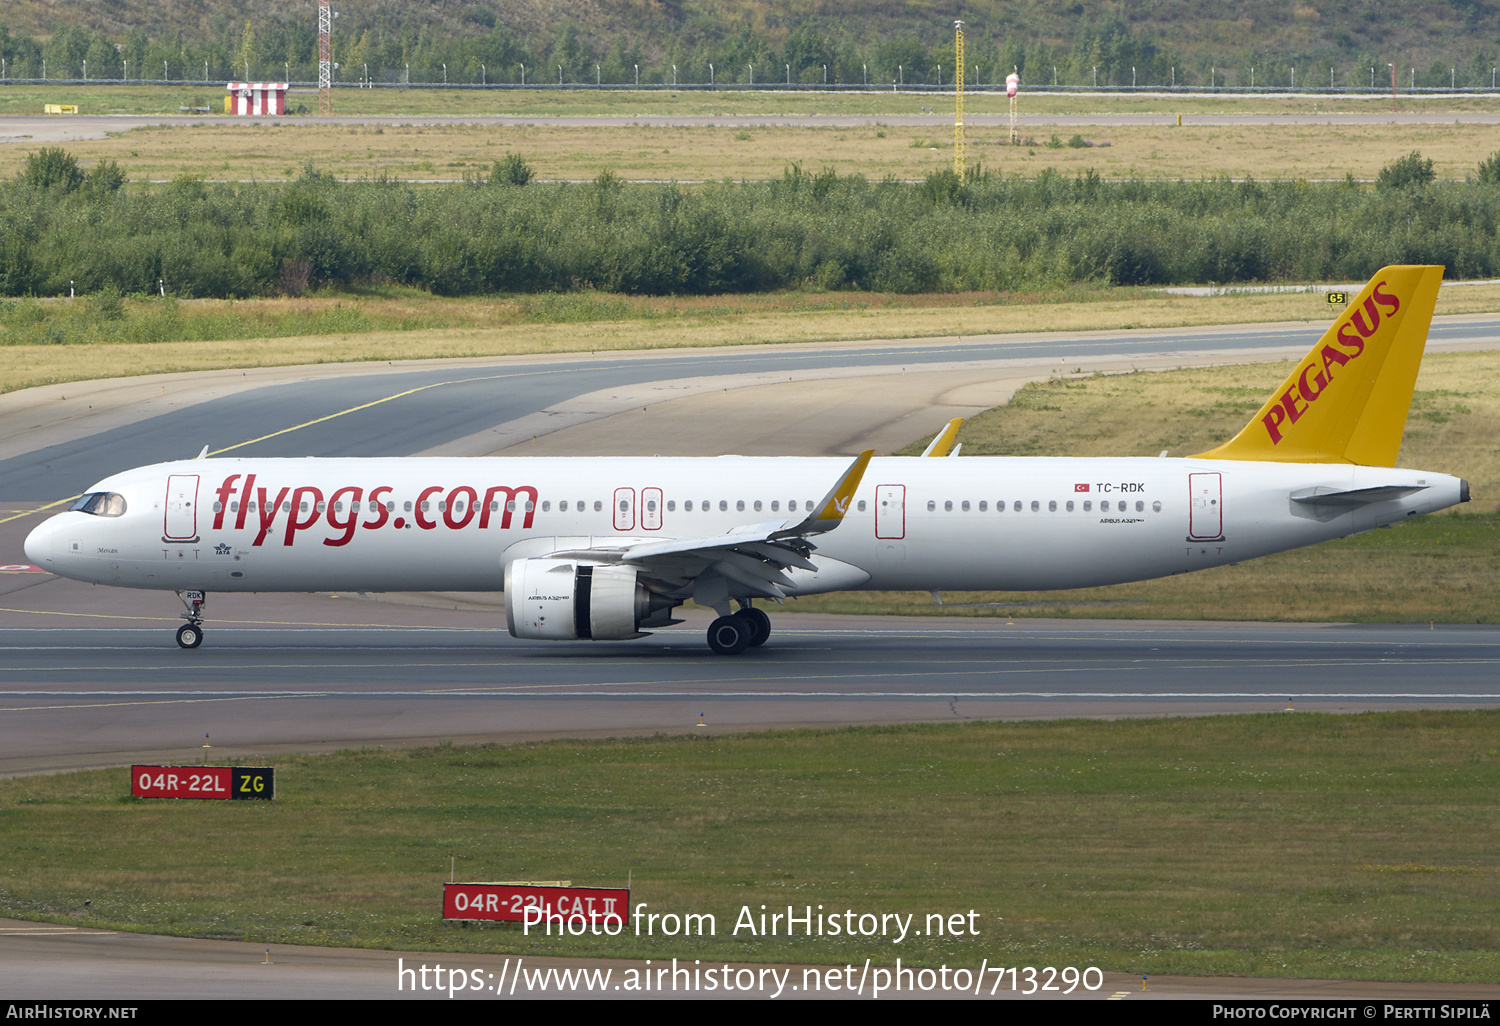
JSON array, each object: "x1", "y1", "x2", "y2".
[{"x1": 1289, "y1": 483, "x2": 1426, "y2": 520}]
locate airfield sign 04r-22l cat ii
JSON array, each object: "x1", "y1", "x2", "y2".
[{"x1": 25, "y1": 266, "x2": 1468, "y2": 655}]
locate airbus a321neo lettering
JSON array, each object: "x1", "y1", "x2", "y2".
[{"x1": 25, "y1": 265, "x2": 1468, "y2": 654}]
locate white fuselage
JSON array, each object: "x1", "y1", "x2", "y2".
[{"x1": 24, "y1": 456, "x2": 1466, "y2": 596}]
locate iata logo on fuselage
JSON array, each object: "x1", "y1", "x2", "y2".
[
  {"x1": 211, "y1": 474, "x2": 540, "y2": 547},
  {"x1": 1262, "y1": 280, "x2": 1400, "y2": 445}
]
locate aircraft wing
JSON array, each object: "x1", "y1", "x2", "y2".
[{"x1": 540, "y1": 449, "x2": 874, "y2": 604}]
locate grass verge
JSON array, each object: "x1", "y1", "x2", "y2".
[
  {"x1": 9, "y1": 116, "x2": 1500, "y2": 183},
  {"x1": 2, "y1": 713, "x2": 1497, "y2": 980}
]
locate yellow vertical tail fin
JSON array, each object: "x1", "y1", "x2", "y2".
[{"x1": 1191, "y1": 265, "x2": 1444, "y2": 466}]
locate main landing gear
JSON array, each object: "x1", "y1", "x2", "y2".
[
  {"x1": 706, "y1": 603, "x2": 771, "y2": 655},
  {"x1": 175, "y1": 590, "x2": 206, "y2": 649}
]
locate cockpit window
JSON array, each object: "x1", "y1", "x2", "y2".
[{"x1": 70, "y1": 492, "x2": 127, "y2": 517}]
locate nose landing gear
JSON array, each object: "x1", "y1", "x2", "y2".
[{"x1": 175, "y1": 590, "x2": 206, "y2": 649}]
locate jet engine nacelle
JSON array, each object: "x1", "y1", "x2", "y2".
[{"x1": 503, "y1": 558, "x2": 679, "y2": 641}]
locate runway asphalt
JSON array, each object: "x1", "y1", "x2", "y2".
[{"x1": 2, "y1": 605, "x2": 1498, "y2": 778}]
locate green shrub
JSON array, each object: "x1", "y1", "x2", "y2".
[
  {"x1": 1377, "y1": 151, "x2": 1436, "y2": 189},
  {"x1": 20, "y1": 148, "x2": 84, "y2": 192},
  {"x1": 1478, "y1": 151, "x2": 1500, "y2": 185},
  {"x1": 489, "y1": 153, "x2": 535, "y2": 186},
  {"x1": 86, "y1": 286, "x2": 125, "y2": 321}
]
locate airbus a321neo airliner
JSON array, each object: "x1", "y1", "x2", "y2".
[{"x1": 25, "y1": 265, "x2": 1468, "y2": 654}]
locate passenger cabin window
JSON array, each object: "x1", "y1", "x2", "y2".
[
  {"x1": 1066, "y1": 500, "x2": 1074, "y2": 512},
  {"x1": 668, "y1": 500, "x2": 676, "y2": 511},
  {"x1": 70, "y1": 492, "x2": 127, "y2": 517},
  {"x1": 927, "y1": 500, "x2": 936, "y2": 511},
  {"x1": 771, "y1": 500, "x2": 780, "y2": 512},
  {"x1": 1152, "y1": 501, "x2": 1162, "y2": 512},
  {"x1": 857, "y1": 500, "x2": 866, "y2": 512},
  {"x1": 593, "y1": 500, "x2": 603, "y2": 512}
]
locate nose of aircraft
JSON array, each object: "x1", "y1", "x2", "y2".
[{"x1": 24, "y1": 513, "x2": 59, "y2": 567}]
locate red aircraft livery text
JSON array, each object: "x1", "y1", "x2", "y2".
[
  {"x1": 210, "y1": 475, "x2": 540, "y2": 547},
  {"x1": 1262, "y1": 280, "x2": 1400, "y2": 445}
]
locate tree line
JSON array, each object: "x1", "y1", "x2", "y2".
[
  {"x1": 2, "y1": 17, "x2": 1496, "y2": 91},
  {"x1": 5, "y1": 149, "x2": 1500, "y2": 305}
]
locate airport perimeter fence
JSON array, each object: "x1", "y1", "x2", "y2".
[{"x1": 6, "y1": 77, "x2": 1500, "y2": 96}]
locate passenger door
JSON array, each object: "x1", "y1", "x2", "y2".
[
  {"x1": 875, "y1": 484, "x2": 905, "y2": 540},
  {"x1": 163, "y1": 475, "x2": 200, "y2": 541},
  {"x1": 1188, "y1": 472, "x2": 1224, "y2": 540}
]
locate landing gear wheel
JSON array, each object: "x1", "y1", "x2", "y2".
[
  {"x1": 175, "y1": 623, "x2": 204, "y2": 650},
  {"x1": 706, "y1": 615, "x2": 750, "y2": 656},
  {"x1": 735, "y1": 607, "x2": 771, "y2": 648}
]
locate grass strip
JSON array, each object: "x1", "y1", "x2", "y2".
[
  {"x1": 2, "y1": 712, "x2": 1497, "y2": 980},
  {"x1": 9, "y1": 118, "x2": 1500, "y2": 185}
]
